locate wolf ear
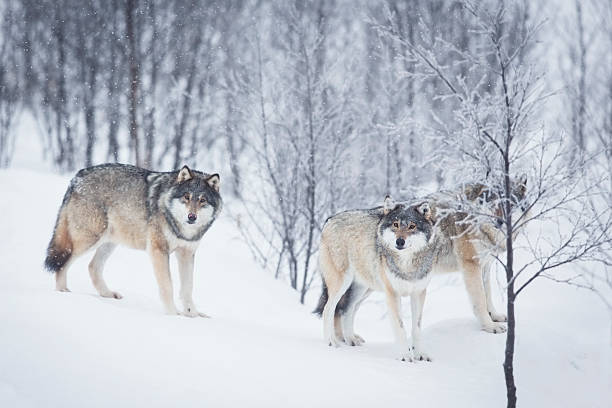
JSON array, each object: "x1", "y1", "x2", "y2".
[
  {"x1": 465, "y1": 183, "x2": 486, "y2": 201},
  {"x1": 516, "y1": 173, "x2": 527, "y2": 198},
  {"x1": 518, "y1": 173, "x2": 527, "y2": 188},
  {"x1": 416, "y1": 202, "x2": 432, "y2": 222},
  {"x1": 177, "y1": 165, "x2": 193, "y2": 183},
  {"x1": 207, "y1": 173, "x2": 220, "y2": 192},
  {"x1": 383, "y1": 195, "x2": 396, "y2": 215}
]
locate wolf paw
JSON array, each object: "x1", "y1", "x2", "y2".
[
  {"x1": 482, "y1": 322, "x2": 507, "y2": 334},
  {"x1": 101, "y1": 291, "x2": 123, "y2": 299},
  {"x1": 181, "y1": 307, "x2": 209, "y2": 318},
  {"x1": 56, "y1": 288, "x2": 71, "y2": 293},
  {"x1": 165, "y1": 308, "x2": 180, "y2": 316},
  {"x1": 326, "y1": 336, "x2": 343, "y2": 348},
  {"x1": 412, "y1": 350, "x2": 432, "y2": 362},
  {"x1": 344, "y1": 335, "x2": 365, "y2": 347},
  {"x1": 490, "y1": 312, "x2": 507, "y2": 322},
  {"x1": 399, "y1": 353, "x2": 413, "y2": 363}
]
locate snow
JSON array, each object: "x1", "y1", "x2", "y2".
[{"x1": 0, "y1": 169, "x2": 610, "y2": 407}]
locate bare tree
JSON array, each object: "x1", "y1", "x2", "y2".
[
  {"x1": 234, "y1": 0, "x2": 363, "y2": 303},
  {"x1": 125, "y1": 0, "x2": 141, "y2": 166},
  {"x1": 105, "y1": 0, "x2": 123, "y2": 163},
  {"x1": 74, "y1": 0, "x2": 103, "y2": 167},
  {"x1": 375, "y1": 1, "x2": 612, "y2": 406}
]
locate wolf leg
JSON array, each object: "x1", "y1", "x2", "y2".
[
  {"x1": 176, "y1": 248, "x2": 208, "y2": 318},
  {"x1": 334, "y1": 314, "x2": 343, "y2": 341},
  {"x1": 322, "y1": 274, "x2": 353, "y2": 347},
  {"x1": 483, "y1": 266, "x2": 507, "y2": 322},
  {"x1": 88, "y1": 243, "x2": 122, "y2": 299},
  {"x1": 341, "y1": 286, "x2": 371, "y2": 346},
  {"x1": 411, "y1": 289, "x2": 431, "y2": 361},
  {"x1": 149, "y1": 245, "x2": 178, "y2": 315},
  {"x1": 462, "y1": 261, "x2": 506, "y2": 333},
  {"x1": 55, "y1": 264, "x2": 71, "y2": 292},
  {"x1": 383, "y1": 287, "x2": 412, "y2": 361},
  {"x1": 319, "y1": 240, "x2": 352, "y2": 347},
  {"x1": 54, "y1": 235, "x2": 99, "y2": 292},
  {"x1": 348, "y1": 289, "x2": 371, "y2": 345}
]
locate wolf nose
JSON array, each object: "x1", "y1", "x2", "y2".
[
  {"x1": 188, "y1": 213, "x2": 197, "y2": 222},
  {"x1": 396, "y1": 238, "x2": 405, "y2": 247}
]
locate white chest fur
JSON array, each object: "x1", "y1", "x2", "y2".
[
  {"x1": 162, "y1": 225, "x2": 202, "y2": 253},
  {"x1": 386, "y1": 270, "x2": 432, "y2": 296},
  {"x1": 381, "y1": 233, "x2": 432, "y2": 296}
]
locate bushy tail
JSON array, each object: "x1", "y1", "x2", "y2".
[
  {"x1": 44, "y1": 208, "x2": 72, "y2": 273},
  {"x1": 312, "y1": 282, "x2": 352, "y2": 316},
  {"x1": 313, "y1": 282, "x2": 329, "y2": 316}
]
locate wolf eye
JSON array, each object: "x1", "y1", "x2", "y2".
[
  {"x1": 199, "y1": 197, "x2": 206, "y2": 204},
  {"x1": 393, "y1": 221, "x2": 399, "y2": 228},
  {"x1": 408, "y1": 223, "x2": 416, "y2": 230},
  {"x1": 183, "y1": 193, "x2": 190, "y2": 201}
]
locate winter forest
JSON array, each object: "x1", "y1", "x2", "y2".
[{"x1": 0, "y1": 0, "x2": 611, "y2": 407}]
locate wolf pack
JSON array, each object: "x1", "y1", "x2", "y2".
[{"x1": 45, "y1": 163, "x2": 528, "y2": 362}]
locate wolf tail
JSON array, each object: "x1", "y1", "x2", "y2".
[
  {"x1": 312, "y1": 282, "x2": 352, "y2": 316},
  {"x1": 313, "y1": 282, "x2": 329, "y2": 316},
  {"x1": 44, "y1": 199, "x2": 73, "y2": 273}
]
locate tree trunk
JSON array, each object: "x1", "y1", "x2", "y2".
[
  {"x1": 502, "y1": 53, "x2": 517, "y2": 405},
  {"x1": 107, "y1": 4, "x2": 120, "y2": 163},
  {"x1": 83, "y1": 50, "x2": 97, "y2": 167},
  {"x1": 125, "y1": 0, "x2": 141, "y2": 166},
  {"x1": 143, "y1": 0, "x2": 158, "y2": 169},
  {"x1": 172, "y1": 32, "x2": 202, "y2": 170},
  {"x1": 84, "y1": 80, "x2": 96, "y2": 166},
  {"x1": 54, "y1": 2, "x2": 73, "y2": 171},
  {"x1": 300, "y1": 33, "x2": 317, "y2": 305},
  {"x1": 504, "y1": 283, "x2": 517, "y2": 408},
  {"x1": 504, "y1": 165, "x2": 517, "y2": 408},
  {"x1": 574, "y1": 0, "x2": 586, "y2": 157}
]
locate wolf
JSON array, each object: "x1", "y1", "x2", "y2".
[
  {"x1": 314, "y1": 178, "x2": 528, "y2": 354},
  {"x1": 44, "y1": 163, "x2": 222, "y2": 317},
  {"x1": 419, "y1": 178, "x2": 529, "y2": 333},
  {"x1": 314, "y1": 196, "x2": 438, "y2": 362}
]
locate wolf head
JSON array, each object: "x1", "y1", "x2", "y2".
[
  {"x1": 378, "y1": 196, "x2": 433, "y2": 252},
  {"x1": 166, "y1": 165, "x2": 222, "y2": 239},
  {"x1": 464, "y1": 175, "x2": 529, "y2": 225}
]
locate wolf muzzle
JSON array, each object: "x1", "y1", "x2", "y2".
[{"x1": 396, "y1": 237, "x2": 405, "y2": 249}]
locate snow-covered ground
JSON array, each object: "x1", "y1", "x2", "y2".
[{"x1": 0, "y1": 169, "x2": 610, "y2": 407}]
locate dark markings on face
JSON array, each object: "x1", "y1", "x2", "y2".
[
  {"x1": 163, "y1": 174, "x2": 222, "y2": 241},
  {"x1": 381, "y1": 204, "x2": 432, "y2": 241},
  {"x1": 172, "y1": 177, "x2": 221, "y2": 210},
  {"x1": 473, "y1": 182, "x2": 528, "y2": 218}
]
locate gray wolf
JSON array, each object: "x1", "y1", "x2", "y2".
[
  {"x1": 314, "y1": 178, "x2": 528, "y2": 355},
  {"x1": 44, "y1": 163, "x2": 222, "y2": 317},
  {"x1": 416, "y1": 178, "x2": 528, "y2": 333},
  {"x1": 314, "y1": 196, "x2": 437, "y2": 362}
]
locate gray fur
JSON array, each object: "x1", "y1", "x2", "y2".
[
  {"x1": 316, "y1": 199, "x2": 437, "y2": 359},
  {"x1": 44, "y1": 163, "x2": 222, "y2": 316}
]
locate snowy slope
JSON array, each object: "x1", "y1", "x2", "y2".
[{"x1": 0, "y1": 169, "x2": 610, "y2": 407}]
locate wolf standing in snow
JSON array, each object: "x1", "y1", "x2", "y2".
[
  {"x1": 417, "y1": 179, "x2": 529, "y2": 334},
  {"x1": 315, "y1": 196, "x2": 437, "y2": 362},
  {"x1": 44, "y1": 163, "x2": 222, "y2": 317}
]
